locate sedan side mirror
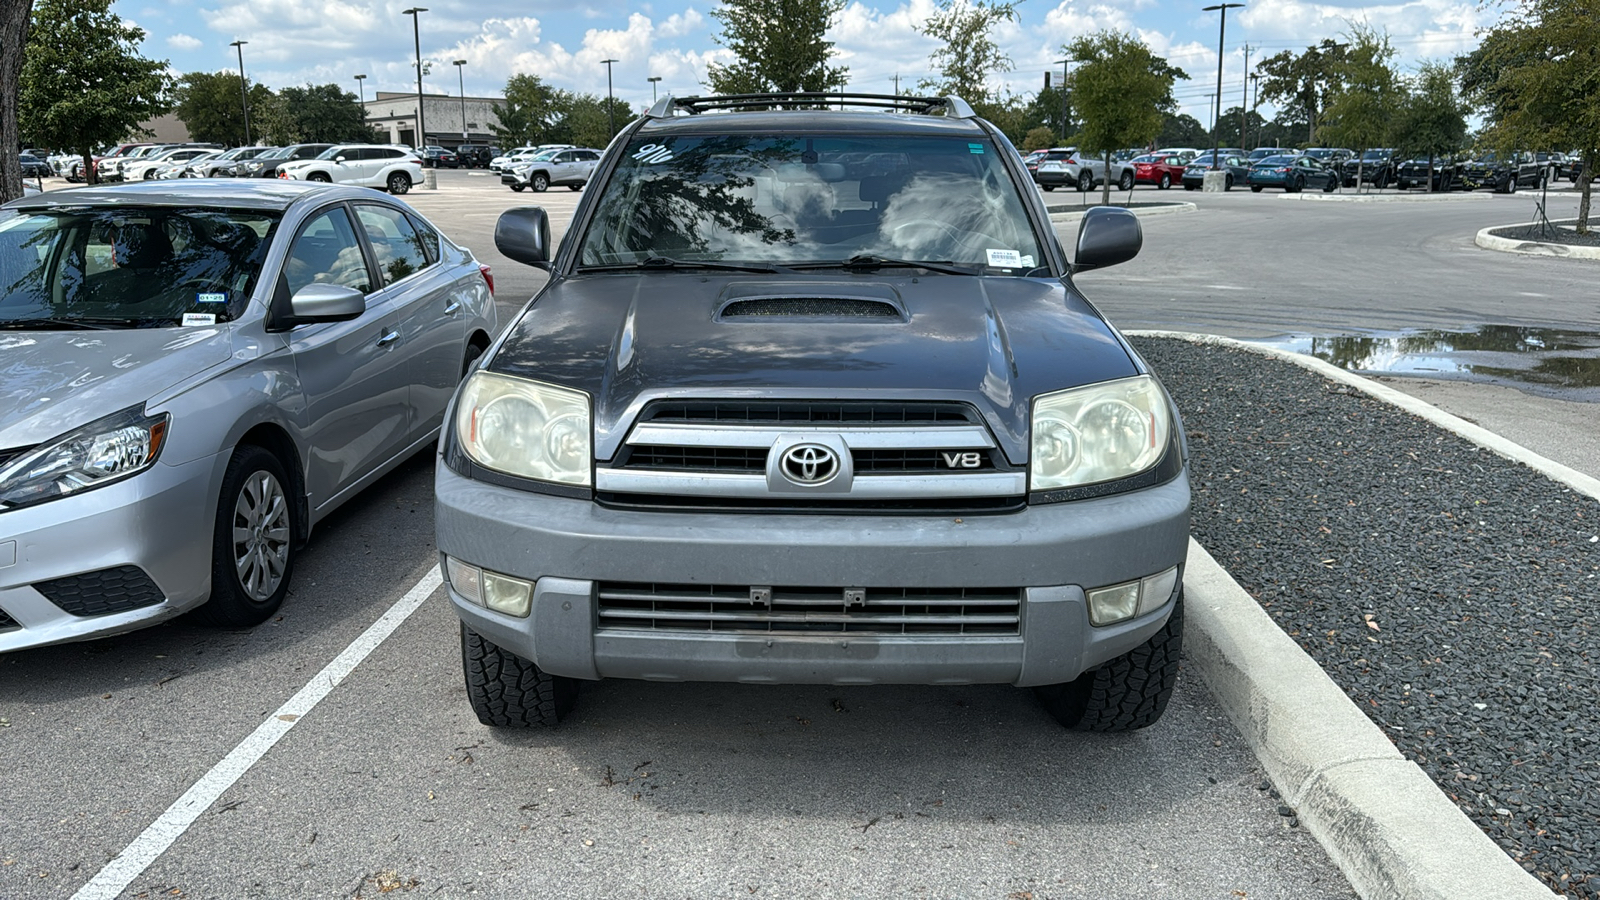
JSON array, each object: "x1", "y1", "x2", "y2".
[
  {"x1": 289, "y1": 283, "x2": 365, "y2": 324},
  {"x1": 495, "y1": 207, "x2": 552, "y2": 270},
  {"x1": 1073, "y1": 206, "x2": 1142, "y2": 273}
]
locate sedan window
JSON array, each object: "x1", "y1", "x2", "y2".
[
  {"x1": 284, "y1": 207, "x2": 371, "y2": 296},
  {"x1": 354, "y1": 205, "x2": 431, "y2": 286}
]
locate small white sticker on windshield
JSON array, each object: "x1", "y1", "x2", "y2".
[
  {"x1": 1021, "y1": 255, "x2": 1035, "y2": 268},
  {"x1": 182, "y1": 313, "x2": 217, "y2": 327},
  {"x1": 197, "y1": 292, "x2": 226, "y2": 304},
  {"x1": 986, "y1": 249, "x2": 1022, "y2": 268}
]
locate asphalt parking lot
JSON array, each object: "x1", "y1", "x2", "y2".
[
  {"x1": 1, "y1": 171, "x2": 1355, "y2": 900},
  {"x1": 3, "y1": 168, "x2": 1593, "y2": 898}
]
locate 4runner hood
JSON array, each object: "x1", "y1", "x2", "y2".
[
  {"x1": 0, "y1": 328, "x2": 231, "y2": 449},
  {"x1": 489, "y1": 273, "x2": 1139, "y2": 464}
]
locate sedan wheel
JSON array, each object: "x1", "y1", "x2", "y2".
[
  {"x1": 1158, "y1": 173, "x2": 1171, "y2": 190},
  {"x1": 201, "y1": 446, "x2": 294, "y2": 627},
  {"x1": 1251, "y1": 185, "x2": 1263, "y2": 193},
  {"x1": 1225, "y1": 175, "x2": 1234, "y2": 191}
]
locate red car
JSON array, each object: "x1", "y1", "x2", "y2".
[{"x1": 1131, "y1": 153, "x2": 1190, "y2": 190}]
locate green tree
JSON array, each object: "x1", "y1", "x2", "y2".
[
  {"x1": 919, "y1": 0, "x2": 1018, "y2": 104},
  {"x1": 174, "y1": 71, "x2": 274, "y2": 145},
  {"x1": 705, "y1": 0, "x2": 848, "y2": 96},
  {"x1": 1460, "y1": 0, "x2": 1598, "y2": 231},
  {"x1": 1020, "y1": 125, "x2": 1056, "y2": 152},
  {"x1": 1319, "y1": 24, "x2": 1398, "y2": 187},
  {"x1": 1389, "y1": 61, "x2": 1467, "y2": 191},
  {"x1": 490, "y1": 74, "x2": 565, "y2": 146},
  {"x1": 18, "y1": 0, "x2": 173, "y2": 185},
  {"x1": 1156, "y1": 113, "x2": 1208, "y2": 148},
  {"x1": 1, "y1": 0, "x2": 33, "y2": 202},
  {"x1": 1214, "y1": 106, "x2": 1269, "y2": 149},
  {"x1": 1255, "y1": 40, "x2": 1349, "y2": 146},
  {"x1": 1067, "y1": 30, "x2": 1187, "y2": 204},
  {"x1": 557, "y1": 93, "x2": 635, "y2": 149},
  {"x1": 258, "y1": 84, "x2": 372, "y2": 144}
]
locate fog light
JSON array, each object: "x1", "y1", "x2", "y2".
[
  {"x1": 444, "y1": 556, "x2": 483, "y2": 606},
  {"x1": 484, "y1": 572, "x2": 534, "y2": 618},
  {"x1": 1086, "y1": 581, "x2": 1140, "y2": 626},
  {"x1": 1139, "y1": 566, "x2": 1180, "y2": 616}
]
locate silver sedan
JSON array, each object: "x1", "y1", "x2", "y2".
[{"x1": 0, "y1": 181, "x2": 496, "y2": 651}]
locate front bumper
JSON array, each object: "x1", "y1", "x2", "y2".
[
  {"x1": 435, "y1": 464, "x2": 1190, "y2": 687},
  {"x1": 0, "y1": 453, "x2": 225, "y2": 652}
]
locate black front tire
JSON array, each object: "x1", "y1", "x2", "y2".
[
  {"x1": 307, "y1": 172, "x2": 331, "y2": 183},
  {"x1": 1034, "y1": 594, "x2": 1184, "y2": 732},
  {"x1": 1251, "y1": 184, "x2": 1263, "y2": 192},
  {"x1": 1042, "y1": 184, "x2": 1055, "y2": 192},
  {"x1": 568, "y1": 183, "x2": 583, "y2": 192},
  {"x1": 1225, "y1": 174, "x2": 1234, "y2": 191},
  {"x1": 200, "y1": 446, "x2": 295, "y2": 627},
  {"x1": 1118, "y1": 172, "x2": 1135, "y2": 191},
  {"x1": 509, "y1": 183, "x2": 526, "y2": 192},
  {"x1": 462, "y1": 624, "x2": 577, "y2": 727},
  {"x1": 531, "y1": 173, "x2": 549, "y2": 192},
  {"x1": 1289, "y1": 175, "x2": 1304, "y2": 193}
]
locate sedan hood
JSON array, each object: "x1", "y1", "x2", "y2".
[
  {"x1": 489, "y1": 273, "x2": 1139, "y2": 464},
  {"x1": 0, "y1": 328, "x2": 232, "y2": 449}
]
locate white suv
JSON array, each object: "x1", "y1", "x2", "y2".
[
  {"x1": 503, "y1": 147, "x2": 602, "y2": 192},
  {"x1": 275, "y1": 145, "x2": 424, "y2": 194}
]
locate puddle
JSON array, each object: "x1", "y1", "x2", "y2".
[{"x1": 1247, "y1": 326, "x2": 1600, "y2": 401}]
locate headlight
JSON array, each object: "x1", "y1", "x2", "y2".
[
  {"x1": 1030, "y1": 375, "x2": 1171, "y2": 491},
  {"x1": 454, "y1": 371, "x2": 591, "y2": 486},
  {"x1": 0, "y1": 406, "x2": 169, "y2": 509}
]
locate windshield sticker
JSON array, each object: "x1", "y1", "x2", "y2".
[
  {"x1": 182, "y1": 313, "x2": 217, "y2": 327},
  {"x1": 968, "y1": 143, "x2": 986, "y2": 155},
  {"x1": 986, "y1": 248, "x2": 1022, "y2": 268},
  {"x1": 196, "y1": 292, "x2": 226, "y2": 304},
  {"x1": 1021, "y1": 255, "x2": 1035, "y2": 268},
  {"x1": 631, "y1": 144, "x2": 675, "y2": 165}
]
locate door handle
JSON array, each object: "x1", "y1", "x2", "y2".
[
  {"x1": 376, "y1": 329, "x2": 400, "y2": 347},
  {"x1": 444, "y1": 299, "x2": 462, "y2": 315}
]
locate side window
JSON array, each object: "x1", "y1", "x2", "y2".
[
  {"x1": 579, "y1": 151, "x2": 599, "y2": 162},
  {"x1": 354, "y1": 204, "x2": 430, "y2": 286},
  {"x1": 283, "y1": 206, "x2": 371, "y2": 296},
  {"x1": 406, "y1": 214, "x2": 440, "y2": 263}
]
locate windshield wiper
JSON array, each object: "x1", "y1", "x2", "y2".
[
  {"x1": 791, "y1": 255, "x2": 982, "y2": 276},
  {"x1": 579, "y1": 257, "x2": 789, "y2": 274},
  {"x1": 0, "y1": 316, "x2": 169, "y2": 331}
]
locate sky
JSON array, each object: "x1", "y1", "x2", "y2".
[{"x1": 120, "y1": 0, "x2": 1501, "y2": 127}]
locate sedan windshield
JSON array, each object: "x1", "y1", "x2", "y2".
[
  {"x1": 577, "y1": 133, "x2": 1046, "y2": 274},
  {"x1": 0, "y1": 207, "x2": 279, "y2": 327}
]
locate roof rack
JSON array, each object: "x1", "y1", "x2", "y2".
[{"x1": 645, "y1": 92, "x2": 976, "y2": 119}]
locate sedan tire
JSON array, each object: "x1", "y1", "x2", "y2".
[
  {"x1": 199, "y1": 446, "x2": 295, "y2": 627},
  {"x1": 1251, "y1": 185, "x2": 1263, "y2": 193},
  {"x1": 1158, "y1": 173, "x2": 1171, "y2": 190}
]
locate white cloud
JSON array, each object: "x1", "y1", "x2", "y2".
[{"x1": 168, "y1": 33, "x2": 203, "y2": 51}]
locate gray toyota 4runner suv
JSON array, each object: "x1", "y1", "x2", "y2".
[{"x1": 435, "y1": 93, "x2": 1190, "y2": 732}]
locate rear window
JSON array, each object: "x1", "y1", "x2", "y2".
[{"x1": 0, "y1": 207, "x2": 279, "y2": 327}]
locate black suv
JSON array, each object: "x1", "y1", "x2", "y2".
[
  {"x1": 1460, "y1": 150, "x2": 1544, "y2": 193},
  {"x1": 1342, "y1": 149, "x2": 1399, "y2": 187},
  {"x1": 435, "y1": 93, "x2": 1190, "y2": 733},
  {"x1": 455, "y1": 144, "x2": 500, "y2": 168}
]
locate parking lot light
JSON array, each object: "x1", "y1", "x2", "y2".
[{"x1": 1203, "y1": 3, "x2": 1244, "y2": 171}]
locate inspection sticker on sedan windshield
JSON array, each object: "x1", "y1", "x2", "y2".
[
  {"x1": 986, "y1": 248, "x2": 1022, "y2": 268},
  {"x1": 197, "y1": 292, "x2": 226, "y2": 304},
  {"x1": 182, "y1": 313, "x2": 216, "y2": 327}
]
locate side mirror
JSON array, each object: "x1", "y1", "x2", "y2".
[
  {"x1": 495, "y1": 207, "x2": 552, "y2": 270},
  {"x1": 288, "y1": 283, "x2": 365, "y2": 324},
  {"x1": 1073, "y1": 206, "x2": 1143, "y2": 273},
  {"x1": 334, "y1": 156, "x2": 347, "y2": 163}
]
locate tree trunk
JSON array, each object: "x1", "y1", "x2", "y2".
[
  {"x1": 1578, "y1": 148, "x2": 1594, "y2": 236},
  {"x1": 1101, "y1": 148, "x2": 1111, "y2": 206},
  {"x1": 0, "y1": 0, "x2": 34, "y2": 204},
  {"x1": 1427, "y1": 152, "x2": 1435, "y2": 193}
]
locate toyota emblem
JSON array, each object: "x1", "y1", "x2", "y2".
[{"x1": 780, "y1": 444, "x2": 840, "y2": 485}]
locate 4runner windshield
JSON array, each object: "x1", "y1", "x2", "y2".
[
  {"x1": 577, "y1": 133, "x2": 1047, "y2": 274},
  {"x1": 0, "y1": 207, "x2": 279, "y2": 327}
]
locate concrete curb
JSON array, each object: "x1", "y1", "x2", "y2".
[
  {"x1": 1048, "y1": 201, "x2": 1196, "y2": 225},
  {"x1": 1183, "y1": 540, "x2": 1559, "y2": 900},
  {"x1": 1278, "y1": 191, "x2": 1492, "y2": 203},
  {"x1": 1126, "y1": 330, "x2": 1600, "y2": 503},
  {"x1": 1474, "y1": 221, "x2": 1600, "y2": 259}
]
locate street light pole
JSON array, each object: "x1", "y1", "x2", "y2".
[
  {"x1": 229, "y1": 40, "x2": 251, "y2": 145},
  {"x1": 1202, "y1": 3, "x2": 1244, "y2": 171},
  {"x1": 454, "y1": 59, "x2": 468, "y2": 145},
  {"x1": 1054, "y1": 58, "x2": 1070, "y2": 141},
  {"x1": 648, "y1": 75, "x2": 661, "y2": 103},
  {"x1": 601, "y1": 58, "x2": 619, "y2": 139},
  {"x1": 403, "y1": 7, "x2": 428, "y2": 150},
  {"x1": 354, "y1": 73, "x2": 367, "y2": 107}
]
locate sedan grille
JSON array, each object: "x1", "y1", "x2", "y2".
[
  {"x1": 34, "y1": 566, "x2": 166, "y2": 617},
  {"x1": 597, "y1": 582, "x2": 1021, "y2": 635}
]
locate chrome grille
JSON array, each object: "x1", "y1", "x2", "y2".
[
  {"x1": 597, "y1": 582, "x2": 1021, "y2": 635},
  {"x1": 642, "y1": 401, "x2": 974, "y2": 426}
]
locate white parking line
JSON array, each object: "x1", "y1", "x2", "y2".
[{"x1": 70, "y1": 569, "x2": 444, "y2": 900}]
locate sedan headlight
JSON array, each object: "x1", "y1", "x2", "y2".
[
  {"x1": 0, "y1": 406, "x2": 169, "y2": 509},
  {"x1": 454, "y1": 372, "x2": 591, "y2": 486},
  {"x1": 1030, "y1": 375, "x2": 1171, "y2": 492}
]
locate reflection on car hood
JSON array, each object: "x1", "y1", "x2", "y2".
[
  {"x1": 0, "y1": 328, "x2": 231, "y2": 448},
  {"x1": 488, "y1": 273, "x2": 1139, "y2": 464}
]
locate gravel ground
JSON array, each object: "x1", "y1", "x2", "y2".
[
  {"x1": 1131, "y1": 337, "x2": 1600, "y2": 899},
  {"x1": 1490, "y1": 222, "x2": 1600, "y2": 247}
]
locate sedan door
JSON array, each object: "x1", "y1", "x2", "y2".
[
  {"x1": 277, "y1": 204, "x2": 413, "y2": 513},
  {"x1": 351, "y1": 202, "x2": 465, "y2": 440}
]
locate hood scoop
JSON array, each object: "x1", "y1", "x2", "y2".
[{"x1": 714, "y1": 282, "x2": 907, "y2": 323}]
